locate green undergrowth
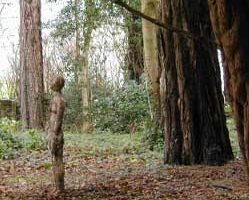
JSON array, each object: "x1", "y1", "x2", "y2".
[
  {"x1": 0, "y1": 117, "x2": 163, "y2": 165},
  {"x1": 64, "y1": 130, "x2": 162, "y2": 160},
  {"x1": 0, "y1": 106, "x2": 240, "y2": 163},
  {"x1": 0, "y1": 118, "x2": 46, "y2": 160},
  {"x1": 64, "y1": 131, "x2": 163, "y2": 170}
]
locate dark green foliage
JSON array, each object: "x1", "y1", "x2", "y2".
[
  {"x1": 22, "y1": 129, "x2": 46, "y2": 151},
  {"x1": 0, "y1": 132, "x2": 23, "y2": 159},
  {"x1": 51, "y1": 1, "x2": 81, "y2": 40},
  {"x1": 0, "y1": 118, "x2": 22, "y2": 159},
  {"x1": 142, "y1": 119, "x2": 164, "y2": 152},
  {"x1": 51, "y1": 0, "x2": 107, "y2": 42},
  {"x1": 91, "y1": 80, "x2": 150, "y2": 133},
  {"x1": 63, "y1": 81, "x2": 83, "y2": 129},
  {"x1": 0, "y1": 118, "x2": 45, "y2": 160}
]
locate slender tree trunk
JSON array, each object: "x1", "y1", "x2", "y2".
[
  {"x1": 160, "y1": 0, "x2": 233, "y2": 165},
  {"x1": 75, "y1": 0, "x2": 80, "y2": 84},
  {"x1": 19, "y1": 0, "x2": 44, "y2": 130},
  {"x1": 81, "y1": 28, "x2": 93, "y2": 133},
  {"x1": 71, "y1": 0, "x2": 95, "y2": 133},
  {"x1": 126, "y1": 13, "x2": 143, "y2": 83},
  {"x1": 208, "y1": 0, "x2": 249, "y2": 181},
  {"x1": 141, "y1": 0, "x2": 160, "y2": 121}
]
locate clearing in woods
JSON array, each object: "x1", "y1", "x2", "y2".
[{"x1": 0, "y1": 132, "x2": 248, "y2": 200}]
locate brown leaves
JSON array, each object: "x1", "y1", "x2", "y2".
[{"x1": 0, "y1": 147, "x2": 249, "y2": 199}]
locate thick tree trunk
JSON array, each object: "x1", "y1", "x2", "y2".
[
  {"x1": 141, "y1": 0, "x2": 161, "y2": 121},
  {"x1": 19, "y1": 0, "x2": 44, "y2": 129},
  {"x1": 160, "y1": 0, "x2": 233, "y2": 165},
  {"x1": 208, "y1": 0, "x2": 249, "y2": 180}
]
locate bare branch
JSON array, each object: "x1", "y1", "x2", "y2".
[
  {"x1": 111, "y1": 0, "x2": 193, "y2": 39},
  {"x1": 110, "y1": 0, "x2": 217, "y2": 45}
]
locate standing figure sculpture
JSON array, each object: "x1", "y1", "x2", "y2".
[{"x1": 46, "y1": 76, "x2": 65, "y2": 192}]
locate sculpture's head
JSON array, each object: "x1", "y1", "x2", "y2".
[{"x1": 51, "y1": 76, "x2": 65, "y2": 92}]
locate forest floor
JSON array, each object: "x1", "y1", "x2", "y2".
[{"x1": 0, "y1": 132, "x2": 249, "y2": 200}]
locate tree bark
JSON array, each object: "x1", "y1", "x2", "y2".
[
  {"x1": 126, "y1": 13, "x2": 143, "y2": 83},
  {"x1": 19, "y1": 0, "x2": 44, "y2": 130},
  {"x1": 74, "y1": 0, "x2": 81, "y2": 84},
  {"x1": 81, "y1": 27, "x2": 93, "y2": 133},
  {"x1": 208, "y1": 0, "x2": 249, "y2": 180},
  {"x1": 74, "y1": 0, "x2": 95, "y2": 133},
  {"x1": 160, "y1": 0, "x2": 233, "y2": 165},
  {"x1": 141, "y1": 0, "x2": 160, "y2": 121}
]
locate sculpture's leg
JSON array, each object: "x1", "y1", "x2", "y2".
[{"x1": 52, "y1": 142, "x2": 64, "y2": 192}]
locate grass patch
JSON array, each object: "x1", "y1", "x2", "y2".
[
  {"x1": 64, "y1": 130, "x2": 163, "y2": 169},
  {"x1": 65, "y1": 131, "x2": 151, "y2": 156}
]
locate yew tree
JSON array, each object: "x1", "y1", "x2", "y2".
[
  {"x1": 159, "y1": 0, "x2": 233, "y2": 165},
  {"x1": 208, "y1": 0, "x2": 249, "y2": 180}
]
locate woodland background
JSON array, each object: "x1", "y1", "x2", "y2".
[{"x1": 0, "y1": 0, "x2": 249, "y2": 199}]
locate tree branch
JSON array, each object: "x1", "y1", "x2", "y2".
[{"x1": 110, "y1": 0, "x2": 217, "y2": 45}]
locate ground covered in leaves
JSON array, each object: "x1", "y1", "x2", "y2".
[{"x1": 0, "y1": 133, "x2": 249, "y2": 200}]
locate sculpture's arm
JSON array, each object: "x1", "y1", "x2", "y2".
[{"x1": 53, "y1": 97, "x2": 65, "y2": 134}]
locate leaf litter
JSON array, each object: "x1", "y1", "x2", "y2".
[{"x1": 0, "y1": 146, "x2": 249, "y2": 199}]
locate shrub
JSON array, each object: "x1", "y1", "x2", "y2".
[
  {"x1": 141, "y1": 119, "x2": 164, "y2": 152},
  {"x1": 0, "y1": 117, "x2": 20, "y2": 134},
  {"x1": 0, "y1": 118, "x2": 46, "y2": 160},
  {"x1": 0, "y1": 118, "x2": 23, "y2": 159},
  {"x1": 0, "y1": 139, "x2": 8, "y2": 159},
  {"x1": 90, "y1": 80, "x2": 150, "y2": 133},
  {"x1": 63, "y1": 81, "x2": 83, "y2": 128},
  {"x1": 22, "y1": 129, "x2": 46, "y2": 151}
]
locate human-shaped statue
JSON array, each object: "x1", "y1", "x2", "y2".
[{"x1": 45, "y1": 76, "x2": 65, "y2": 192}]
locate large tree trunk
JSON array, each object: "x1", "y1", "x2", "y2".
[
  {"x1": 19, "y1": 0, "x2": 44, "y2": 130},
  {"x1": 141, "y1": 0, "x2": 160, "y2": 121},
  {"x1": 160, "y1": 0, "x2": 233, "y2": 165},
  {"x1": 208, "y1": 0, "x2": 249, "y2": 180}
]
